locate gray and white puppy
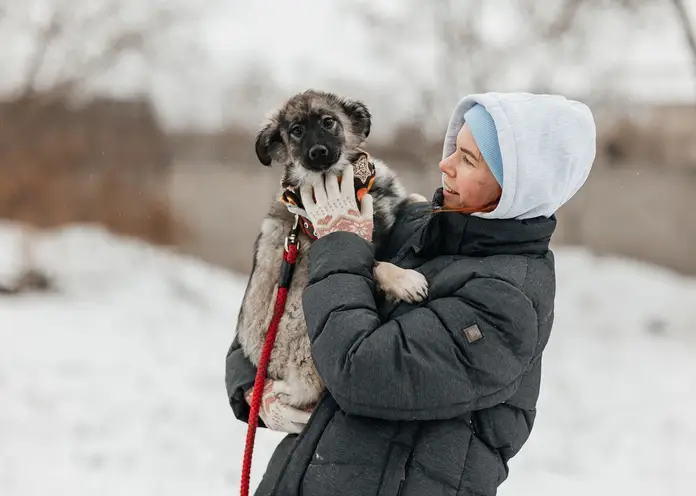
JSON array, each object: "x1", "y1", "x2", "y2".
[{"x1": 235, "y1": 89, "x2": 428, "y2": 409}]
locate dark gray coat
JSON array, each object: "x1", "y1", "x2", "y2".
[{"x1": 226, "y1": 189, "x2": 557, "y2": 496}]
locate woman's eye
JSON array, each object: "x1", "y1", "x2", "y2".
[
  {"x1": 322, "y1": 117, "x2": 334, "y2": 128},
  {"x1": 290, "y1": 125, "x2": 303, "y2": 137}
]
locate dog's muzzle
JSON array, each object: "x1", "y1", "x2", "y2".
[{"x1": 305, "y1": 144, "x2": 340, "y2": 170}]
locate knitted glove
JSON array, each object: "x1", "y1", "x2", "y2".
[
  {"x1": 299, "y1": 165, "x2": 374, "y2": 242},
  {"x1": 245, "y1": 379, "x2": 313, "y2": 434}
]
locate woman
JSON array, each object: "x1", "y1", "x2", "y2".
[{"x1": 225, "y1": 92, "x2": 596, "y2": 495}]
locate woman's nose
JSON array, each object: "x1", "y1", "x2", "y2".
[{"x1": 439, "y1": 154, "x2": 455, "y2": 176}]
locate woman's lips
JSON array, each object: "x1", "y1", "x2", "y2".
[{"x1": 441, "y1": 174, "x2": 458, "y2": 195}]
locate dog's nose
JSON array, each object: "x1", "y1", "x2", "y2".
[{"x1": 309, "y1": 145, "x2": 329, "y2": 160}]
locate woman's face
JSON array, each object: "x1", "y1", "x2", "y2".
[{"x1": 438, "y1": 123, "x2": 502, "y2": 210}]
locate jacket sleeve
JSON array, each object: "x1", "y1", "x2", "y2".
[
  {"x1": 225, "y1": 335, "x2": 265, "y2": 428},
  {"x1": 375, "y1": 199, "x2": 430, "y2": 260},
  {"x1": 302, "y1": 232, "x2": 539, "y2": 421}
]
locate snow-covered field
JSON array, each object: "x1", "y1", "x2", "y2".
[{"x1": 1, "y1": 222, "x2": 694, "y2": 496}]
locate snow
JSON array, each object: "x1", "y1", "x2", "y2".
[
  {"x1": 502, "y1": 248, "x2": 696, "y2": 496},
  {"x1": 1, "y1": 221, "x2": 695, "y2": 495}
]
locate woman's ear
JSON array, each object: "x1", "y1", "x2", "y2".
[
  {"x1": 342, "y1": 99, "x2": 371, "y2": 140},
  {"x1": 255, "y1": 122, "x2": 283, "y2": 166}
]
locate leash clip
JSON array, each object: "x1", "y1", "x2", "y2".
[{"x1": 284, "y1": 214, "x2": 301, "y2": 252}]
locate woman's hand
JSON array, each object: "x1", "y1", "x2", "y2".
[
  {"x1": 245, "y1": 379, "x2": 314, "y2": 434},
  {"x1": 300, "y1": 164, "x2": 374, "y2": 242}
]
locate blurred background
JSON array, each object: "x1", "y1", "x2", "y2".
[{"x1": 0, "y1": 0, "x2": 695, "y2": 495}]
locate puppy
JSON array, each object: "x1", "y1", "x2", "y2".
[{"x1": 235, "y1": 90, "x2": 428, "y2": 409}]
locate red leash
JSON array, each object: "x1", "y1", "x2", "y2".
[{"x1": 240, "y1": 216, "x2": 300, "y2": 496}]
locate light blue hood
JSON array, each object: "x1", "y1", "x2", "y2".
[{"x1": 443, "y1": 92, "x2": 597, "y2": 220}]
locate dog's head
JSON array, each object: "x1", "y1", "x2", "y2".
[{"x1": 254, "y1": 89, "x2": 371, "y2": 187}]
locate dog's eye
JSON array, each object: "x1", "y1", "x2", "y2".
[
  {"x1": 321, "y1": 116, "x2": 335, "y2": 128},
  {"x1": 290, "y1": 125, "x2": 303, "y2": 138}
]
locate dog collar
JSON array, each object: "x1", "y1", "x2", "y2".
[{"x1": 280, "y1": 150, "x2": 376, "y2": 240}]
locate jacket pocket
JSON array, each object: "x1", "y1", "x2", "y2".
[{"x1": 377, "y1": 423, "x2": 419, "y2": 496}]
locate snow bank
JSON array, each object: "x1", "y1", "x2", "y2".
[{"x1": 0, "y1": 222, "x2": 694, "y2": 495}]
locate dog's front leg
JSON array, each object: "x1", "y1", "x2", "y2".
[{"x1": 373, "y1": 261, "x2": 428, "y2": 304}]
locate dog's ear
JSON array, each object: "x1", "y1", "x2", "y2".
[
  {"x1": 255, "y1": 122, "x2": 283, "y2": 166},
  {"x1": 342, "y1": 99, "x2": 371, "y2": 140}
]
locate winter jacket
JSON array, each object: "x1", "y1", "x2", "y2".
[{"x1": 226, "y1": 191, "x2": 557, "y2": 495}]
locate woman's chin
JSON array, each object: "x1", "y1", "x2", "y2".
[{"x1": 442, "y1": 189, "x2": 460, "y2": 208}]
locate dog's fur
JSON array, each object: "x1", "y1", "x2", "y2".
[{"x1": 235, "y1": 90, "x2": 428, "y2": 408}]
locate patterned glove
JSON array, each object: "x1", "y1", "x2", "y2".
[
  {"x1": 299, "y1": 164, "x2": 374, "y2": 242},
  {"x1": 245, "y1": 379, "x2": 313, "y2": 434}
]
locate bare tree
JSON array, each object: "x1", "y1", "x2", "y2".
[
  {"x1": 0, "y1": 0, "x2": 208, "y2": 103},
  {"x1": 670, "y1": 0, "x2": 696, "y2": 90}
]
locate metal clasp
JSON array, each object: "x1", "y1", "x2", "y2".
[{"x1": 284, "y1": 214, "x2": 301, "y2": 252}]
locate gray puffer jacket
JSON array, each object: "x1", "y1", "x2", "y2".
[{"x1": 226, "y1": 189, "x2": 557, "y2": 496}]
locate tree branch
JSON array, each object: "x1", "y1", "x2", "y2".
[
  {"x1": 19, "y1": 8, "x2": 66, "y2": 97},
  {"x1": 48, "y1": 4, "x2": 185, "y2": 100},
  {"x1": 670, "y1": 0, "x2": 696, "y2": 90},
  {"x1": 519, "y1": 0, "x2": 588, "y2": 40}
]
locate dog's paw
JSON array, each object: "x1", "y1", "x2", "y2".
[
  {"x1": 397, "y1": 269, "x2": 429, "y2": 303},
  {"x1": 406, "y1": 193, "x2": 427, "y2": 203},
  {"x1": 273, "y1": 377, "x2": 322, "y2": 409},
  {"x1": 271, "y1": 380, "x2": 293, "y2": 397},
  {"x1": 374, "y1": 262, "x2": 429, "y2": 304}
]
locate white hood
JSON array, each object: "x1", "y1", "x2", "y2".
[{"x1": 442, "y1": 92, "x2": 596, "y2": 220}]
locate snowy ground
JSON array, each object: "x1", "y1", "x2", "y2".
[{"x1": 1, "y1": 221, "x2": 694, "y2": 496}]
